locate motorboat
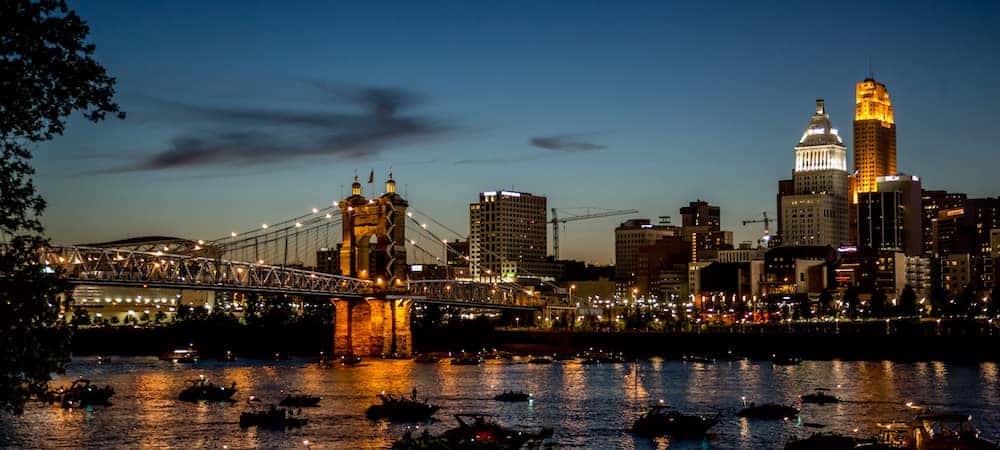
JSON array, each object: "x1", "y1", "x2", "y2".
[
  {"x1": 771, "y1": 353, "x2": 802, "y2": 366},
  {"x1": 239, "y1": 398, "x2": 307, "y2": 429},
  {"x1": 493, "y1": 391, "x2": 531, "y2": 402},
  {"x1": 340, "y1": 355, "x2": 363, "y2": 366},
  {"x1": 161, "y1": 347, "x2": 199, "y2": 363},
  {"x1": 365, "y1": 392, "x2": 440, "y2": 421},
  {"x1": 48, "y1": 379, "x2": 114, "y2": 408},
  {"x1": 278, "y1": 390, "x2": 321, "y2": 407},
  {"x1": 801, "y1": 388, "x2": 840, "y2": 405},
  {"x1": 682, "y1": 354, "x2": 717, "y2": 364},
  {"x1": 442, "y1": 414, "x2": 553, "y2": 448},
  {"x1": 528, "y1": 356, "x2": 553, "y2": 364},
  {"x1": 873, "y1": 414, "x2": 999, "y2": 449},
  {"x1": 178, "y1": 377, "x2": 237, "y2": 402},
  {"x1": 632, "y1": 404, "x2": 719, "y2": 438},
  {"x1": 784, "y1": 432, "x2": 868, "y2": 449},
  {"x1": 737, "y1": 399, "x2": 799, "y2": 420},
  {"x1": 450, "y1": 354, "x2": 483, "y2": 365},
  {"x1": 413, "y1": 353, "x2": 440, "y2": 363}
]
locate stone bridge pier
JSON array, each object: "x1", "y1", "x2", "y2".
[{"x1": 332, "y1": 298, "x2": 412, "y2": 357}]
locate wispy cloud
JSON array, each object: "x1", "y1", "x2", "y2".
[
  {"x1": 109, "y1": 84, "x2": 450, "y2": 172},
  {"x1": 453, "y1": 155, "x2": 541, "y2": 165},
  {"x1": 530, "y1": 134, "x2": 606, "y2": 152}
]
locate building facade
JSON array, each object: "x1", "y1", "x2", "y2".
[
  {"x1": 858, "y1": 191, "x2": 905, "y2": 253},
  {"x1": 614, "y1": 219, "x2": 678, "y2": 285},
  {"x1": 780, "y1": 99, "x2": 850, "y2": 247},
  {"x1": 469, "y1": 190, "x2": 547, "y2": 281},
  {"x1": 853, "y1": 78, "x2": 896, "y2": 197},
  {"x1": 876, "y1": 175, "x2": 922, "y2": 256}
]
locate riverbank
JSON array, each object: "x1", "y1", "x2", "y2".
[{"x1": 70, "y1": 319, "x2": 1000, "y2": 361}]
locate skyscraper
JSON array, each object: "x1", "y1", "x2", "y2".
[
  {"x1": 875, "y1": 174, "x2": 922, "y2": 256},
  {"x1": 615, "y1": 218, "x2": 678, "y2": 285},
  {"x1": 780, "y1": 99, "x2": 850, "y2": 247},
  {"x1": 853, "y1": 78, "x2": 896, "y2": 197},
  {"x1": 468, "y1": 190, "x2": 547, "y2": 282}
]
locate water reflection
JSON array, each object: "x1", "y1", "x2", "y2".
[{"x1": 1, "y1": 357, "x2": 998, "y2": 449}]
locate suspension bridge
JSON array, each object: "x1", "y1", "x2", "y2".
[{"x1": 39, "y1": 173, "x2": 563, "y2": 356}]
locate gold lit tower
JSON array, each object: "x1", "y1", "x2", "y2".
[{"x1": 853, "y1": 78, "x2": 896, "y2": 197}]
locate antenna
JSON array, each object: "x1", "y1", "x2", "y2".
[{"x1": 868, "y1": 56, "x2": 873, "y2": 79}]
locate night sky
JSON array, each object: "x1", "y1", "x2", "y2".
[{"x1": 34, "y1": 0, "x2": 1000, "y2": 264}]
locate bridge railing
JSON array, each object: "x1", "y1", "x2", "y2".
[
  {"x1": 406, "y1": 280, "x2": 544, "y2": 307},
  {"x1": 39, "y1": 245, "x2": 373, "y2": 296}
]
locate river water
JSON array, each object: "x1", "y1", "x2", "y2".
[{"x1": 1, "y1": 357, "x2": 998, "y2": 449}]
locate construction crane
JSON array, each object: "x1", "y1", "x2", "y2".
[
  {"x1": 741, "y1": 211, "x2": 773, "y2": 248},
  {"x1": 551, "y1": 208, "x2": 638, "y2": 259}
]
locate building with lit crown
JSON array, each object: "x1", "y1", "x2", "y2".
[
  {"x1": 853, "y1": 78, "x2": 896, "y2": 197},
  {"x1": 780, "y1": 99, "x2": 850, "y2": 247}
]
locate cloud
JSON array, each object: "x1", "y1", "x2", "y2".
[
  {"x1": 530, "y1": 134, "x2": 606, "y2": 152},
  {"x1": 114, "y1": 84, "x2": 449, "y2": 172},
  {"x1": 453, "y1": 155, "x2": 541, "y2": 165}
]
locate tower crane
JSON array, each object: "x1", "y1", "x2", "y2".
[
  {"x1": 551, "y1": 208, "x2": 638, "y2": 259},
  {"x1": 741, "y1": 211, "x2": 773, "y2": 248}
]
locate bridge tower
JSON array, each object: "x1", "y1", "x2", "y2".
[{"x1": 333, "y1": 172, "x2": 413, "y2": 357}]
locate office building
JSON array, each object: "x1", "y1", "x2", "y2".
[
  {"x1": 858, "y1": 191, "x2": 905, "y2": 253},
  {"x1": 921, "y1": 190, "x2": 967, "y2": 256},
  {"x1": 469, "y1": 190, "x2": 547, "y2": 281},
  {"x1": 780, "y1": 99, "x2": 850, "y2": 247},
  {"x1": 615, "y1": 219, "x2": 678, "y2": 286},
  {"x1": 876, "y1": 175, "x2": 922, "y2": 256},
  {"x1": 853, "y1": 78, "x2": 896, "y2": 196}
]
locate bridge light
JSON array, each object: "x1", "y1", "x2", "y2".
[
  {"x1": 333, "y1": 201, "x2": 339, "y2": 206},
  {"x1": 325, "y1": 213, "x2": 332, "y2": 219},
  {"x1": 312, "y1": 208, "x2": 319, "y2": 213},
  {"x1": 295, "y1": 222, "x2": 303, "y2": 228},
  {"x1": 231, "y1": 232, "x2": 237, "y2": 237},
  {"x1": 262, "y1": 224, "x2": 269, "y2": 229},
  {"x1": 407, "y1": 212, "x2": 413, "y2": 217},
  {"x1": 421, "y1": 223, "x2": 427, "y2": 229},
  {"x1": 197, "y1": 240, "x2": 204, "y2": 245}
]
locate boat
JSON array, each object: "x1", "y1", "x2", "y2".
[
  {"x1": 413, "y1": 353, "x2": 440, "y2": 363},
  {"x1": 737, "y1": 400, "x2": 799, "y2": 420},
  {"x1": 579, "y1": 350, "x2": 626, "y2": 364},
  {"x1": 450, "y1": 354, "x2": 483, "y2": 365},
  {"x1": 161, "y1": 347, "x2": 199, "y2": 363},
  {"x1": 553, "y1": 353, "x2": 577, "y2": 361},
  {"x1": 771, "y1": 354, "x2": 802, "y2": 366},
  {"x1": 221, "y1": 350, "x2": 236, "y2": 362},
  {"x1": 178, "y1": 377, "x2": 237, "y2": 403},
  {"x1": 801, "y1": 388, "x2": 840, "y2": 405},
  {"x1": 340, "y1": 355, "x2": 363, "y2": 366},
  {"x1": 528, "y1": 356, "x2": 553, "y2": 364},
  {"x1": 873, "y1": 414, "x2": 999, "y2": 449},
  {"x1": 48, "y1": 379, "x2": 114, "y2": 408},
  {"x1": 365, "y1": 392, "x2": 440, "y2": 421},
  {"x1": 493, "y1": 391, "x2": 531, "y2": 402},
  {"x1": 239, "y1": 398, "x2": 308, "y2": 429},
  {"x1": 632, "y1": 404, "x2": 719, "y2": 438},
  {"x1": 682, "y1": 354, "x2": 717, "y2": 364},
  {"x1": 278, "y1": 390, "x2": 321, "y2": 407},
  {"x1": 784, "y1": 432, "x2": 868, "y2": 450},
  {"x1": 442, "y1": 414, "x2": 553, "y2": 447},
  {"x1": 96, "y1": 356, "x2": 112, "y2": 365}
]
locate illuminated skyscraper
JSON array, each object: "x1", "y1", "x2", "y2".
[
  {"x1": 468, "y1": 190, "x2": 547, "y2": 281},
  {"x1": 853, "y1": 78, "x2": 896, "y2": 197},
  {"x1": 780, "y1": 99, "x2": 850, "y2": 247}
]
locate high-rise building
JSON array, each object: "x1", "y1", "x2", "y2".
[
  {"x1": 468, "y1": 190, "x2": 547, "y2": 281},
  {"x1": 921, "y1": 190, "x2": 967, "y2": 257},
  {"x1": 853, "y1": 78, "x2": 896, "y2": 197},
  {"x1": 680, "y1": 200, "x2": 721, "y2": 230},
  {"x1": 858, "y1": 191, "x2": 905, "y2": 253},
  {"x1": 615, "y1": 219, "x2": 678, "y2": 284},
  {"x1": 775, "y1": 179, "x2": 795, "y2": 246},
  {"x1": 780, "y1": 99, "x2": 850, "y2": 247},
  {"x1": 875, "y1": 174, "x2": 922, "y2": 256}
]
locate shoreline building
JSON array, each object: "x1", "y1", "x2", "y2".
[
  {"x1": 779, "y1": 99, "x2": 850, "y2": 247},
  {"x1": 615, "y1": 218, "x2": 678, "y2": 293},
  {"x1": 468, "y1": 190, "x2": 548, "y2": 282}
]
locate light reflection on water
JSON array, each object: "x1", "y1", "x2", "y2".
[{"x1": 1, "y1": 357, "x2": 998, "y2": 449}]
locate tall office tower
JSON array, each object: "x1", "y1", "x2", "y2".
[
  {"x1": 468, "y1": 190, "x2": 547, "y2": 282},
  {"x1": 853, "y1": 78, "x2": 896, "y2": 197},
  {"x1": 857, "y1": 191, "x2": 905, "y2": 253},
  {"x1": 876, "y1": 174, "x2": 923, "y2": 256},
  {"x1": 775, "y1": 179, "x2": 794, "y2": 246},
  {"x1": 920, "y1": 190, "x2": 967, "y2": 256},
  {"x1": 780, "y1": 99, "x2": 850, "y2": 247},
  {"x1": 615, "y1": 219, "x2": 678, "y2": 284},
  {"x1": 680, "y1": 200, "x2": 721, "y2": 231}
]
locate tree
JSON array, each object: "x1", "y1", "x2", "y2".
[
  {"x1": 843, "y1": 287, "x2": 860, "y2": 320},
  {"x1": 898, "y1": 285, "x2": 918, "y2": 317},
  {"x1": 817, "y1": 289, "x2": 835, "y2": 317},
  {"x1": 869, "y1": 290, "x2": 888, "y2": 319},
  {"x1": 1, "y1": 0, "x2": 122, "y2": 415}
]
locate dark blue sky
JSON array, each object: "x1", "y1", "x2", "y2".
[{"x1": 35, "y1": 0, "x2": 1000, "y2": 264}]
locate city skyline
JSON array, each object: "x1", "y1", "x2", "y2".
[{"x1": 32, "y1": 0, "x2": 1000, "y2": 264}]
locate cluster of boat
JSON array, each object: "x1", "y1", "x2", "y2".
[
  {"x1": 366, "y1": 389, "x2": 554, "y2": 449},
  {"x1": 631, "y1": 393, "x2": 998, "y2": 450}
]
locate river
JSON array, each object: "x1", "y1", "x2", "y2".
[{"x1": 1, "y1": 357, "x2": 998, "y2": 449}]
